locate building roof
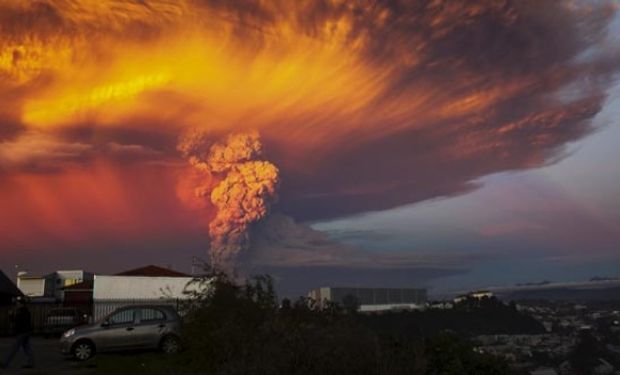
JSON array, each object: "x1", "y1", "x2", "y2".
[
  {"x1": 62, "y1": 280, "x2": 94, "y2": 291},
  {"x1": 116, "y1": 265, "x2": 190, "y2": 278},
  {"x1": 0, "y1": 269, "x2": 23, "y2": 296}
]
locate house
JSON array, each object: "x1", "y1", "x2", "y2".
[
  {"x1": 92, "y1": 265, "x2": 207, "y2": 320},
  {"x1": 63, "y1": 280, "x2": 94, "y2": 305},
  {"x1": 16, "y1": 272, "x2": 51, "y2": 299},
  {"x1": 52, "y1": 270, "x2": 94, "y2": 299},
  {"x1": 66, "y1": 266, "x2": 189, "y2": 307},
  {"x1": 0, "y1": 269, "x2": 22, "y2": 306},
  {"x1": 17, "y1": 270, "x2": 94, "y2": 301},
  {"x1": 454, "y1": 290, "x2": 494, "y2": 304},
  {"x1": 60, "y1": 280, "x2": 95, "y2": 317},
  {"x1": 93, "y1": 265, "x2": 196, "y2": 300}
]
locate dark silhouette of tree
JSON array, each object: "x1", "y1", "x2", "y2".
[
  {"x1": 569, "y1": 330, "x2": 603, "y2": 375},
  {"x1": 179, "y1": 271, "x2": 510, "y2": 374},
  {"x1": 280, "y1": 298, "x2": 291, "y2": 311},
  {"x1": 425, "y1": 333, "x2": 509, "y2": 375},
  {"x1": 342, "y1": 294, "x2": 361, "y2": 314}
]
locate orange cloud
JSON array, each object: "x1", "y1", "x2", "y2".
[{"x1": 0, "y1": 0, "x2": 619, "y2": 253}]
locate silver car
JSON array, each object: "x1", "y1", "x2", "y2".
[{"x1": 60, "y1": 305, "x2": 182, "y2": 361}]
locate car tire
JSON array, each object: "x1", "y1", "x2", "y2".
[
  {"x1": 160, "y1": 335, "x2": 181, "y2": 354},
  {"x1": 72, "y1": 341, "x2": 95, "y2": 361}
]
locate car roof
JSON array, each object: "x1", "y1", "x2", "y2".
[
  {"x1": 117, "y1": 304, "x2": 176, "y2": 310},
  {"x1": 110, "y1": 305, "x2": 178, "y2": 316}
]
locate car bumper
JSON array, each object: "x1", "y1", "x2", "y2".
[{"x1": 59, "y1": 337, "x2": 74, "y2": 355}]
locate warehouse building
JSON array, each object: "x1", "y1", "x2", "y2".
[{"x1": 308, "y1": 286, "x2": 427, "y2": 312}]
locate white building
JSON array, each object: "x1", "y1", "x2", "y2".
[
  {"x1": 16, "y1": 272, "x2": 49, "y2": 298},
  {"x1": 17, "y1": 270, "x2": 93, "y2": 300},
  {"x1": 93, "y1": 275, "x2": 201, "y2": 300},
  {"x1": 91, "y1": 265, "x2": 209, "y2": 320},
  {"x1": 453, "y1": 290, "x2": 494, "y2": 304},
  {"x1": 308, "y1": 286, "x2": 427, "y2": 312}
]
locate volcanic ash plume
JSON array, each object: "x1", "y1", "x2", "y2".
[{"x1": 178, "y1": 131, "x2": 280, "y2": 271}]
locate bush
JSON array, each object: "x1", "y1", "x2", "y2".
[{"x1": 178, "y1": 272, "x2": 508, "y2": 375}]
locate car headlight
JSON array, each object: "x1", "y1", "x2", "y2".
[{"x1": 63, "y1": 329, "x2": 76, "y2": 338}]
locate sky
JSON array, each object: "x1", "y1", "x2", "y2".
[{"x1": 0, "y1": 0, "x2": 619, "y2": 297}]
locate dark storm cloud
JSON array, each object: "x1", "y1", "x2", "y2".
[
  {"x1": 275, "y1": 98, "x2": 603, "y2": 220},
  {"x1": 263, "y1": 0, "x2": 620, "y2": 220},
  {"x1": 245, "y1": 213, "x2": 481, "y2": 270},
  {"x1": 242, "y1": 212, "x2": 477, "y2": 296}
]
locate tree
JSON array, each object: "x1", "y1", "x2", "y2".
[
  {"x1": 342, "y1": 294, "x2": 361, "y2": 314},
  {"x1": 426, "y1": 333, "x2": 509, "y2": 375},
  {"x1": 569, "y1": 330, "x2": 603, "y2": 375},
  {"x1": 177, "y1": 272, "x2": 510, "y2": 375}
]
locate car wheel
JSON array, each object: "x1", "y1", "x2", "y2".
[
  {"x1": 72, "y1": 341, "x2": 95, "y2": 361},
  {"x1": 160, "y1": 335, "x2": 181, "y2": 354}
]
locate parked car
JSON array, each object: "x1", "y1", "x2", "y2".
[
  {"x1": 60, "y1": 305, "x2": 182, "y2": 361},
  {"x1": 43, "y1": 308, "x2": 88, "y2": 337}
]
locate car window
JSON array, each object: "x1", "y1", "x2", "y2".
[
  {"x1": 108, "y1": 309, "x2": 136, "y2": 325},
  {"x1": 139, "y1": 308, "x2": 165, "y2": 323}
]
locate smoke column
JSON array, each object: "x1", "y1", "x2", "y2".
[{"x1": 178, "y1": 131, "x2": 280, "y2": 272}]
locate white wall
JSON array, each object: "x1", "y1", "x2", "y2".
[
  {"x1": 17, "y1": 278, "x2": 45, "y2": 297},
  {"x1": 93, "y1": 275, "x2": 206, "y2": 300},
  {"x1": 359, "y1": 303, "x2": 426, "y2": 312}
]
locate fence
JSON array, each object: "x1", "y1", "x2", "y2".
[
  {"x1": 0, "y1": 298, "x2": 182, "y2": 336},
  {"x1": 92, "y1": 298, "x2": 181, "y2": 321},
  {"x1": 0, "y1": 308, "x2": 9, "y2": 337}
]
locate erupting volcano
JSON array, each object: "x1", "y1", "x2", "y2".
[{"x1": 178, "y1": 131, "x2": 279, "y2": 271}]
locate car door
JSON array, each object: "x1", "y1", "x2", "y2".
[
  {"x1": 97, "y1": 308, "x2": 140, "y2": 351},
  {"x1": 132, "y1": 307, "x2": 167, "y2": 349}
]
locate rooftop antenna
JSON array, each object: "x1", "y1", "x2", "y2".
[{"x1": 14, "y1": 264, "x2": 22, "y2": 280}]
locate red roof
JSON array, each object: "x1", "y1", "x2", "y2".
[{"x1": 116, "y1": 265, "x2": 190, "y2": 277}]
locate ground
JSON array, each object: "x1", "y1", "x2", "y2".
[
  {"x1": 0, "y1": 337, "x2": 93, "y2": 374},
  {"x1": 0, "y1": 337, "x2": 186, "y2": 375}
]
